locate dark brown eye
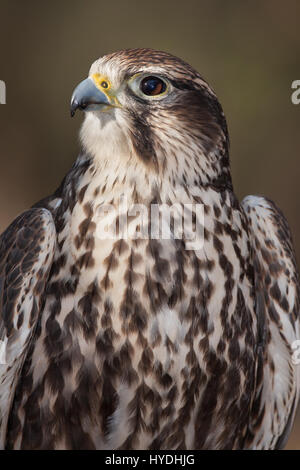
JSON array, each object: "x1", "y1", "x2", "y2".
[
  {"x1": 140, "y1": 76, "x2": 167, "y2": 96},
  {"x1": 101, "y1": 81, "x2": 108, "y2": 89}
]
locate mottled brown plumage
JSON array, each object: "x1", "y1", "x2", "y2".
[{"x1": 0, "y1": 49, "x2": 299, "y2": 449}]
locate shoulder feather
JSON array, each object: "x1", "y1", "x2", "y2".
[
  {"x1": 242, "y1": 195, "x2": 300, "y2": 449},
  {"x1": 0, "y1": 208, "x2": 56, "y2": 448}
]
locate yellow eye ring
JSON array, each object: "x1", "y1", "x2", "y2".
[{"x1": 91, "y1": 74, "x2": 111, "y2": 91}]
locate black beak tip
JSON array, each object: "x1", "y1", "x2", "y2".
[{"x1": 70, "y1": 98, "x2": 78, "y2": 118}]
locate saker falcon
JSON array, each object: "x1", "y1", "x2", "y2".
[{"x1": 0, "y1": 48, "x2": 299, "y2": 450}]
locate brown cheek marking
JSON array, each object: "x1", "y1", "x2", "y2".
[{"x1": 127, "y1": 110, "x2": 159, "y2": 169}]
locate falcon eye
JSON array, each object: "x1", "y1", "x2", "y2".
[
  {"x1": 128, "y1": 73, "x2": 170, "y2": 100},
  {"x1": 101, "y1": 81, "x2": 109, "y2": 89},
  {"x1": 140, "y1": 76, "x2": 167, "y2": 96}
]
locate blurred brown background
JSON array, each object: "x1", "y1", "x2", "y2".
[{"x1": 0, "y1": 0, "x2": 299, "y2": 449}]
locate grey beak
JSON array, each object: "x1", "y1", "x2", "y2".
[{"x1": 70, "y1": 77, "x2": 110, "y2": 117}]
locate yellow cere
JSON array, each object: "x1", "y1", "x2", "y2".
[
  {"x1": 92, "y1": 73, "x2": 111, "y2": 91},
  {"x1": 91, "y1": 73, "x2": 121, "y2": 108}
]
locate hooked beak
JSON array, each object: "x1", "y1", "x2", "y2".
[{"x1": 70, "y1": 77, "x2": 110, "y2": 117}]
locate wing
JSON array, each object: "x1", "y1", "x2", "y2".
[
  {"x1": 241, "y1": 196, "x2": 300, "y2": 449},
  {"x1": 0, "y1": 208, "x2": 56, "y2": 448}
]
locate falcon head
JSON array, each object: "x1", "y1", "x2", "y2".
[{"x1": 71, "y1": 48, "x2": 230, "y2": 190}]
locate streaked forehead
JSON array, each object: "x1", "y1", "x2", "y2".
[{"x1": 89, "y1": 48, "x2": 209, "y2": 89}]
